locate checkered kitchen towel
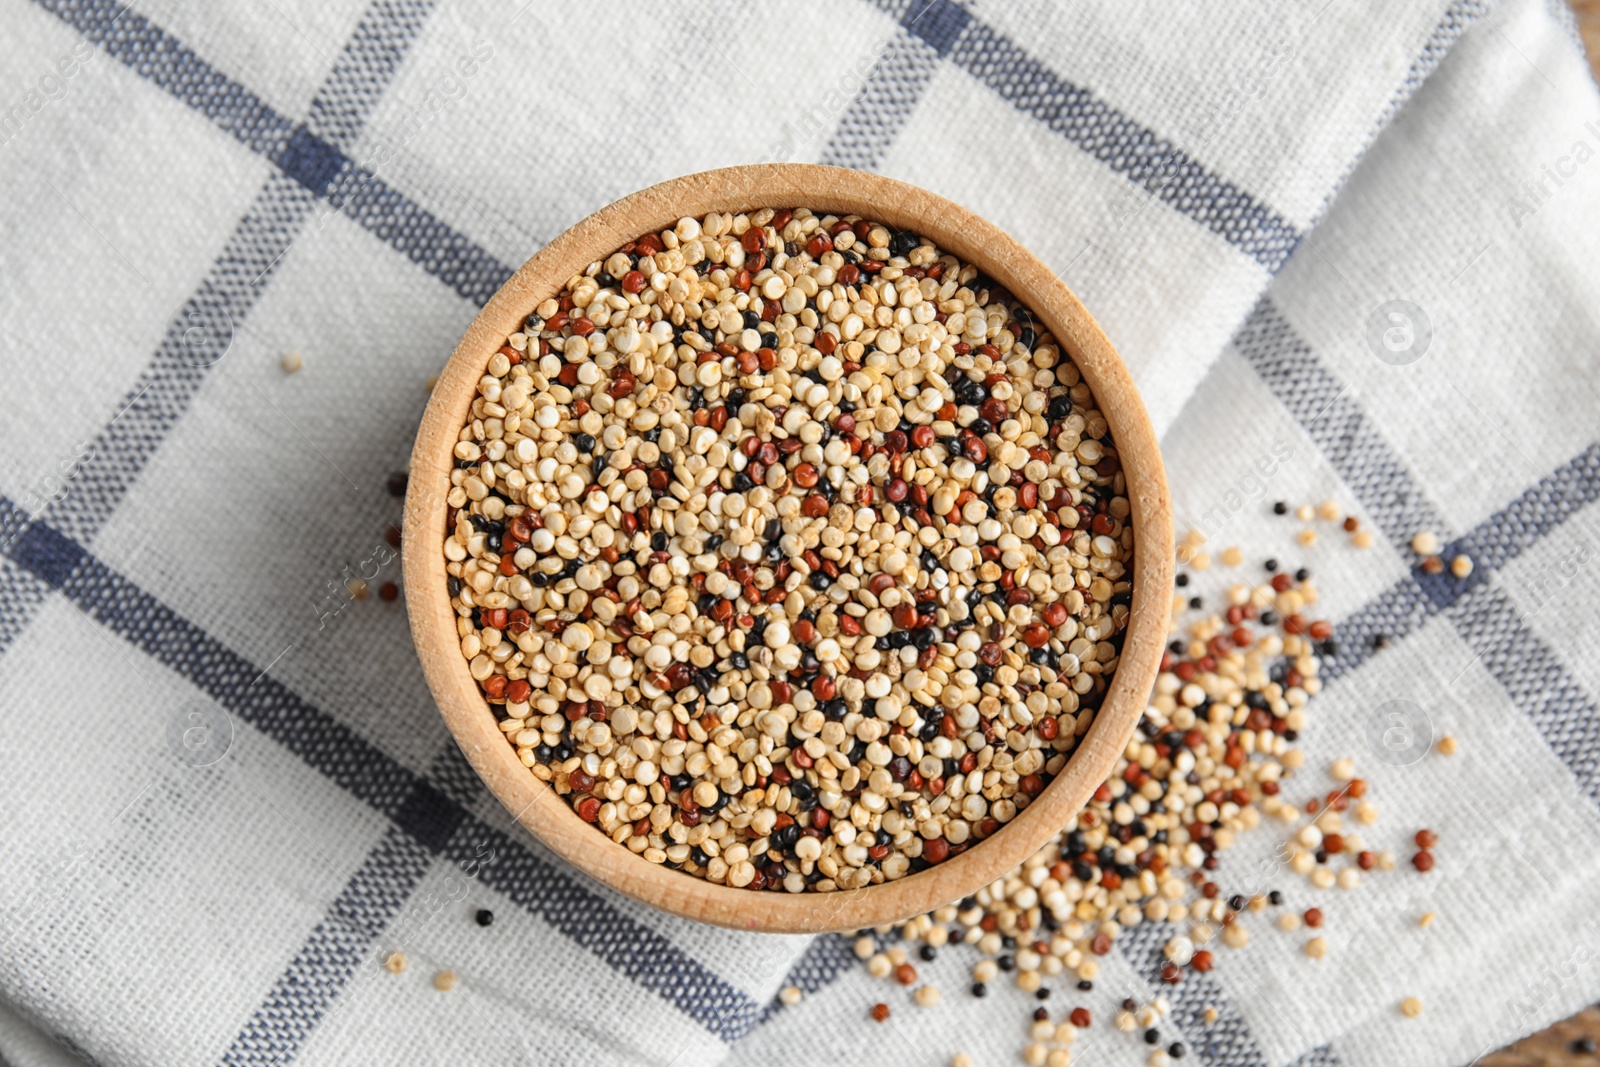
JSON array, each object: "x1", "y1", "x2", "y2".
[{"x1": 0, "y1": 0, "x2": 1596, "y2": 1064}]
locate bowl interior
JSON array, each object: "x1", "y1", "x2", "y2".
[{"x1": 403, "y1": 164, "x2": 1172, "y2": 933}]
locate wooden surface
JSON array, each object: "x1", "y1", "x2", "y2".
[
  {"x1": 1486, "y1": 1007, "x2": 1600, "y2": 1067},
  {"x1": 1573, "y1": 0, "x2": 1600, "y2": 80},
  {"x1": 402, "y1": 164, "x2": 1174, "y2": 933}
]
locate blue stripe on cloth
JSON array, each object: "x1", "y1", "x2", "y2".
[
  {"x1": 1315, "y1": 0, "x2": 1490, "y2": 223},
  {"x1": 901, "y1": 0, "x2": 972, "y2": 56},
  {"x1": 1117, "y1": 921, "x2": 1276, "y2": 1067},
  {"x1": 1286, "y1": 1045, "x2": 1343, "y2": 1067},
  {"x1": 31, "y1": 0, "x2": 514, "y2": 307},
  {"x1": 0, "y1": 559, "x2": 51, "y2": 654},
  {"x1": 1451, "y1": 442, "x2": 1600, "y2": 574},
  {"x1": 819, "y1": 29, "x2": 943, "y2": 171},
  {"x1": 7, "y1": 519, "x2": 85, "y2": 590},
  {"x1": 218, "y1": 827, "x2": 436, "y2": 1067},
  {"x1": 35, "y1": 0, "x2": 297, "y2": 158},
  {"x1": 440, "y1": 826, "x2": 769, "y2": 1043},
  {"x1": 1234, "y1": 298, "x2": 1600, "y2": 802},
  {"x1": 306, "y1": 0, "x2": 441, "y2": 151},
  {"x1": 324, "y1": 165, "x2": 511, "y2": 306},
  {"x1": 774, "y1": 933, "x2": 860, "y2": 997},
  {"x1": 40, "y1": 173, "x2": 316, "y2": 545},
  {"x1": 1315, "y1": 577, "x2": 1435, "y2": 682},
  {"x1": 0, "y1": 503, "x2": 764, "y2": 1041},
  {"x1": 60, "y1": 551, "x2": 418, "y2": 813},
  {"x1": 1445, "y1": 583, "x2": 1600, "y2": 799},
  {"x1": 1230, "y1": 296, "x2": 1455, "y2": 550},
  {"x1": 818, "y1": 0, "x2": 973, "y2": 171},
  {"x1": 277, "y1": 126, "x2": 350, "y2": 196},
  {"x1": 945, "y1": 20, "x2": 1303, "y2": 272},
  {"x1": 0, "y1": 500, "x2": 57, "y2": 657},
  {"x1": 844, "y1": 0, "x2": 1305, "y2": 272},
  {"x1": 424, "y1": 734, "x2": 492, "y2": 809},
  {"x1": 1380, "y1": 0, "x2": 1491, "y2": 128},
  {"x1": 757, "y1": 934, "x2": 860, "y2": 1025}
]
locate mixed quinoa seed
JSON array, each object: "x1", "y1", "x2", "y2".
[
  {"x1": 442, "y1": 207, "x2": 1134, "y2": 892},
  {"x1": 849, "y1": 511, "x2": 1450, "y2": 1066}
]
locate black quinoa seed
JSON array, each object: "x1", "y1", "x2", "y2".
[{"x1": 474, "y1": 908, "x2": 494, "y2": 927}]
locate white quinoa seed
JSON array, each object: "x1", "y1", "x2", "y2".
[
  {"x1": 1400, "y1": 996, "x2": 1423, "y2": 1018},
  {"x1": 1411, "y1": 530, "x2": 1440, "y2": 556},
  {"x1": 383, "y1": 951, "x2": 406, "y2": 974},
  {"x1": 433, "y1": 969, "x2": 456, "y2": 991},
  {"x1": 281, "y1": 350, "x2": 303, "y2": 373},
  {"x1": 446, "y1": 208, "x2": 1133, "y2": 893}
]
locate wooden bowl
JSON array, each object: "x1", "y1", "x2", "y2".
[{"x1": 404, "y1": 164, "x2": 1172, "y2": 934}]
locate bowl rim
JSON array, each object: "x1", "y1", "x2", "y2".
[{"x1": 403, "y1": 163, "x2": 1172, "y2": 934}]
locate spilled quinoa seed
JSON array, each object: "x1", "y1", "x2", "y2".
[
  {"x1": 445, "y1": 208, "x2": 1133, "y2": 892},
  {"x1": 851, "y1": 550, "x2": 1427, "y2": 1061}
]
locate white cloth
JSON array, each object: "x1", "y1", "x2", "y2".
[{"x1": 0, "y1": 1, "x2": 1596, "y2": 1065}]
